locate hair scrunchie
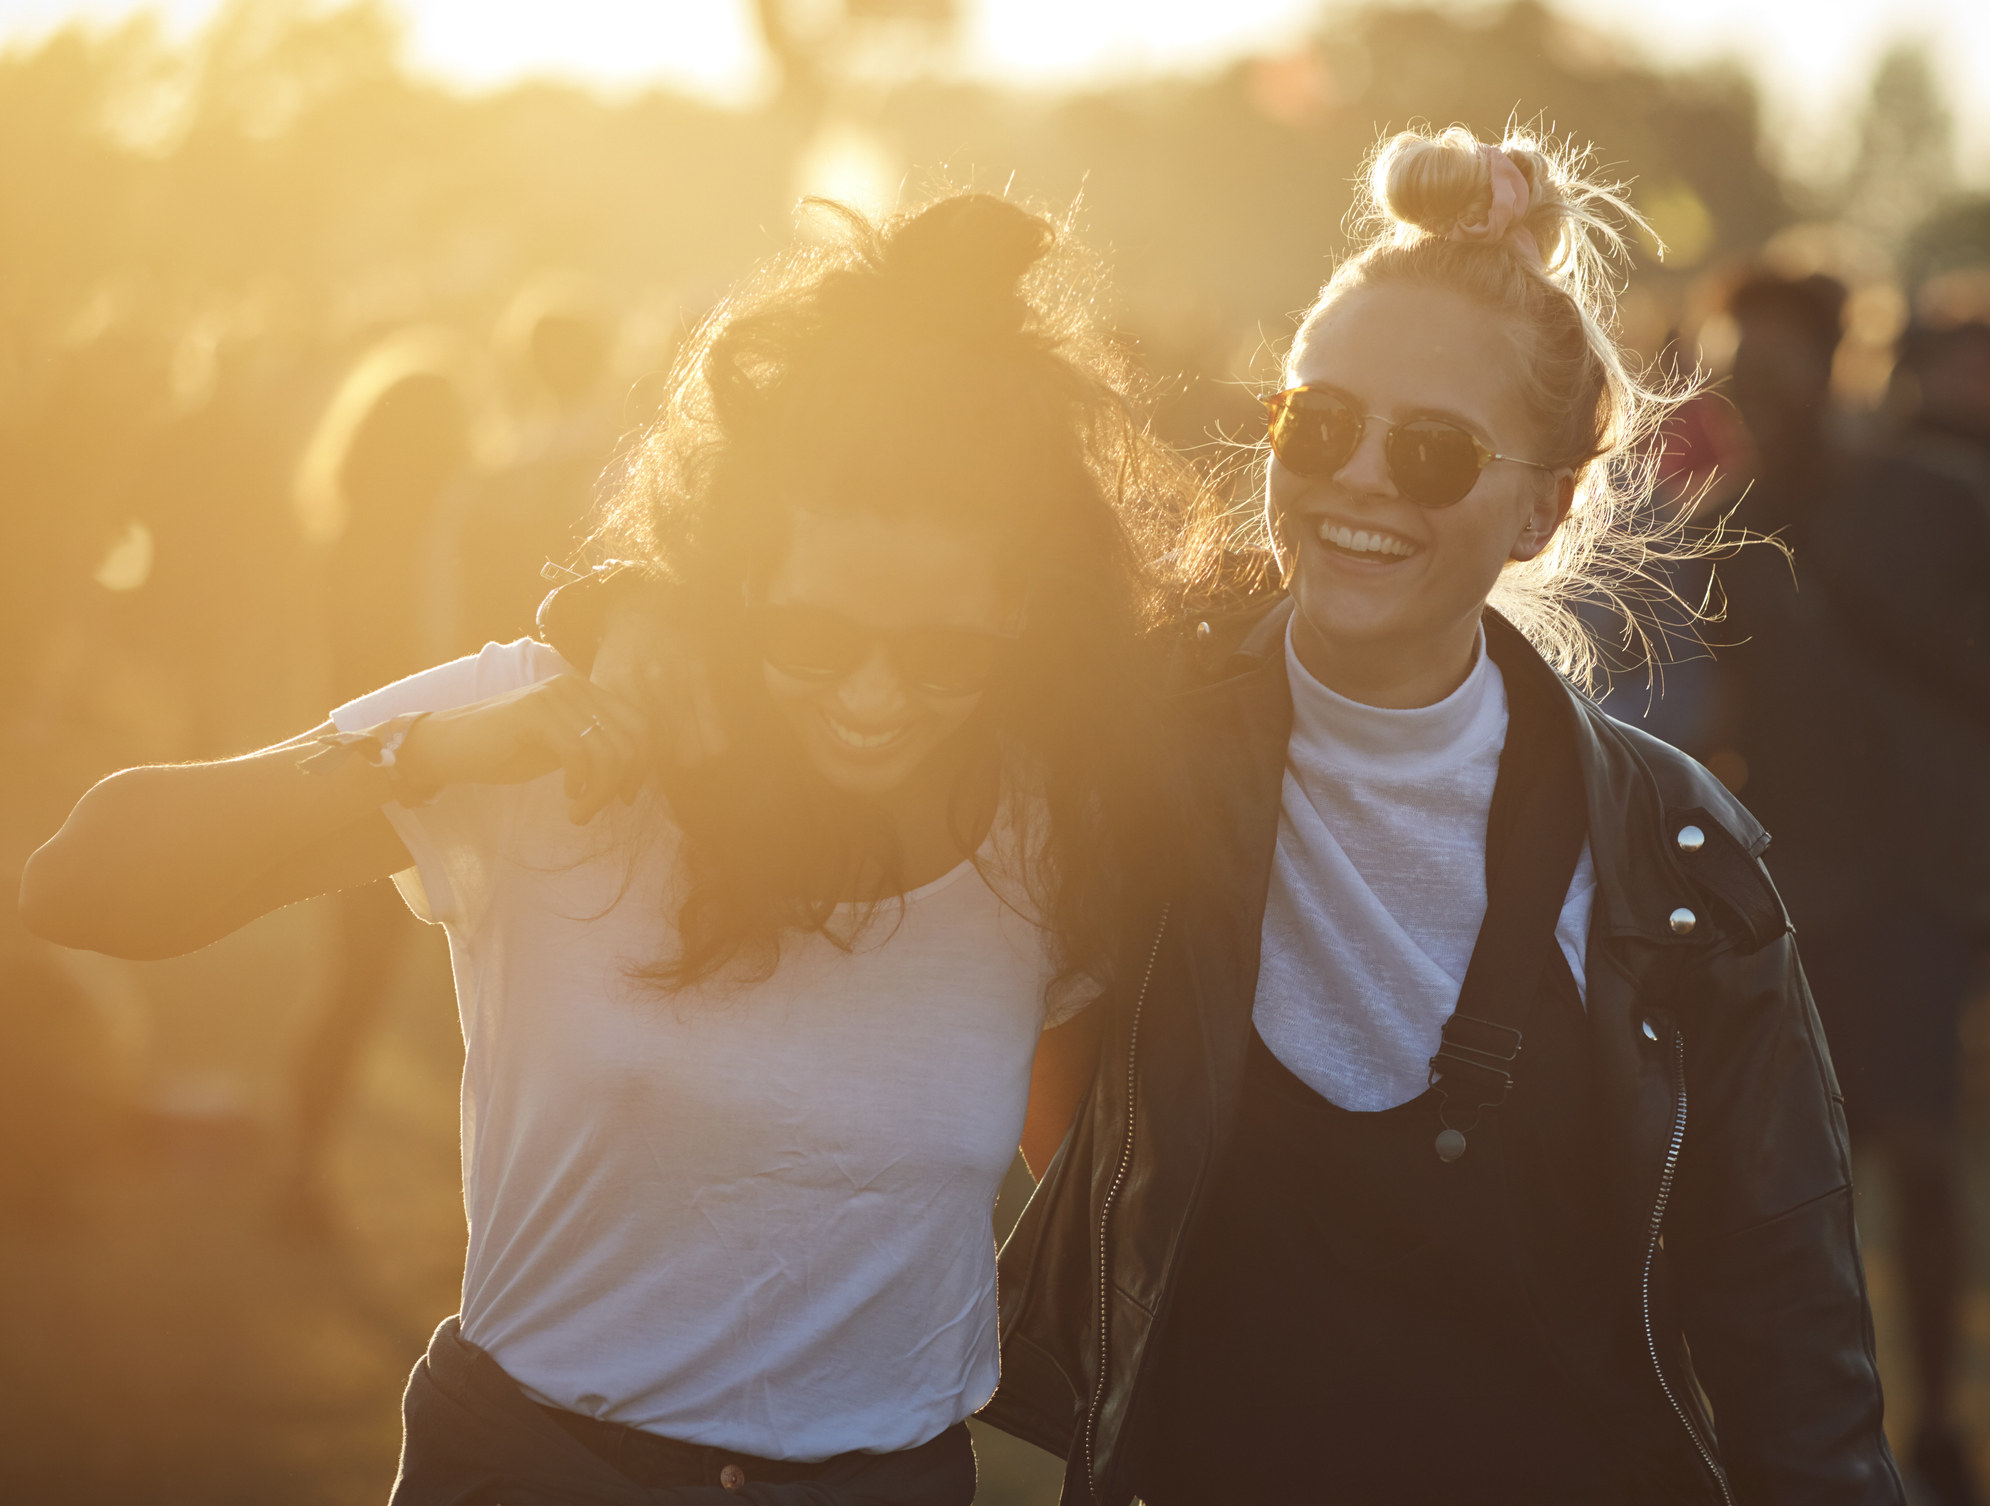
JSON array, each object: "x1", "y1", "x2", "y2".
[{"x1": 1449, "y1": 145, "x2": 1544, "y2": 270}]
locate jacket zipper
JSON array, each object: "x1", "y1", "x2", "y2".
[
  {"x1": 1643, "y1": 1027, "x2": 1735, "y2": 1506},
  {"x1": 1081, "y1": 906, "x2": 1170, "y2": 1496}
]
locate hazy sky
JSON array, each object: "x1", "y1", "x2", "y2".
[{"x1": 5, "y1": 0, "x2": 1987, "y2": 181}]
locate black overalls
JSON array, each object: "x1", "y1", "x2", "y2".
[{"x1": 1135, "y1": 635, "x2": 1669, "y2": 1504}]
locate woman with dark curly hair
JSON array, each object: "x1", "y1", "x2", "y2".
[{"x1": 21, "y1": 193, "x2": 1192, "y2": 1506}]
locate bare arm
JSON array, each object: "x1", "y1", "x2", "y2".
[
  {"x1": 21, "y1": 727, "x2": 413, "y2": 960},
  {"x1": 1020, "y1": 1004, "x2": 1105, "y2": 1179},
  {"x1": 20, "y1": 672, "x2": 650, "y2": 962}
]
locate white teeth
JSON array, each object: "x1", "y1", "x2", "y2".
[
  {"x1": 824, "y1": 715, "x2": 905, "y2": 750},
  {"x1": 1317, "y1": 520, "x2": 1416, "y2": 558}
]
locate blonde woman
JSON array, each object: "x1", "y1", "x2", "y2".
[{"x1": 987, "y1": 129, "x2": 1900, "y2": 1506}]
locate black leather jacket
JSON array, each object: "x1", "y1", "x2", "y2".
[{"x1": 982, "y1": 601, "x2": 1902, "y2": 1506}]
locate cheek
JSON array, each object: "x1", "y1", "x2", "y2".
[
  {"x1": 922, "y1": 693, "x2": 984, "y2": 741},
  {"x1": 761, "y1": 666, "x2": 827, "y2": 727},
  {"x1": 1438, "y1": 476, "x2": 1535, "y2": 563},
  {"x1": 1266, "y1": 464, "x2": 1306, "y2": 537}
]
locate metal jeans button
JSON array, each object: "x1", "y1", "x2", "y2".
[{"x1": 721, "y1": 1463, "x2": 746, "y2": 1491}]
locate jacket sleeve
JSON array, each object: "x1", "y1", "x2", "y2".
[
  {"x1": 1666, "y1": 929, "x2": 1904, "y2": 1506},
  {"x1": 981, "y1": 1075, "x2": 1102, "y2": 1460}
]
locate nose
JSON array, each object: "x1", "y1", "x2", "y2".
[
  {"x1": 1334, "y1": 415, "x2": 1396, "y2": 500},
  {"x1": 834, "y1": 644, "x2": 908, "y2": 722}
]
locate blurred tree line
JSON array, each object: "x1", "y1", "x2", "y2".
[
  {"x1": 0, "y1": 0, "x2": 1982, "y2": 739},
  {"x1": 0, "y1": 0, "x2": 1793, "y2": 362}
]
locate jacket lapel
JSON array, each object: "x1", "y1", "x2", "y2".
[{"x1": 1175, "y1": 600, "x2": 1295, "y2": 1143}]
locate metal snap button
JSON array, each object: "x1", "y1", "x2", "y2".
[
  {"x1": 1675, "y1": 824, "x2": 1705, "y2": 853},
  {"x1": 1669, "y1": 906, "x2": 1697, "y2": 936},
  {"x1": 1641, "y1": 1018, "x2": 1659, "y2": 1043},
  {"x1": 720, "y1": 1463, "x2": 746, "y2": 1491}
]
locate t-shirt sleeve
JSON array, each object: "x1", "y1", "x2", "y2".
[
  {"x1": 330, "y1": 638, "x2": 572, "y2": 928},
  {"x1": 1558, "y1": 839, "x2": 1599, "y2": 1005},
  {"x1": 1043, "y1": 975, "x2": 1102, "y2": 1031}
]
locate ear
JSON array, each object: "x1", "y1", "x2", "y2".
[{"x1": 1510, "y1": 468, "x2": 1576, "y2": 563}]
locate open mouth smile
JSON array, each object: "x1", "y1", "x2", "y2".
[
  {"x1": 820, "y1": 710, "x2": 914, "y2": 753},
  {"x1": 1314, "y1": 517, "x2": 1421, "y2": 562}
]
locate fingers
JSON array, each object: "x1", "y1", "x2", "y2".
[
  {"x1": 535, "y1": 677, "x2": 645, "y2": 825},
  {"x1": 529, "y1": 684, "x2": 604, "y2": 805},
  {"x1": 634, "y1": 644, "x2": 728, "y2": 769},
  {"x1": 570, "y1": 684, "x2": 648, "y2": 824},
  {"x1": 679, "y1": 655, "x2": 730, "y2": 765},
  {"x1": 591, "y1": 609, "x2": 728, "y2": 772}
]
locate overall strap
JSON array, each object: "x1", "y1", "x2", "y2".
[{"x1": 1428, "y1": 630, "x2": 1589, "y2": 1161}]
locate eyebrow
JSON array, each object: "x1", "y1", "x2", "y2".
[{"x1": 1297, "y1": 380, "x2": 1496, "y2": 444}]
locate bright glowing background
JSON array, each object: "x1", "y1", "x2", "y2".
[{"x1": 3, "y1": 0, "x2": 1988, "y2": 180}]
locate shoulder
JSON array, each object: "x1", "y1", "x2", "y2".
[
  {"x1": 1165, "y1": 595, "x2": 1293, "y2": 701},
  {"x1": 1583, "y1": 703, "x2": 1766, "y2": 854},
  {"x1": 1477, "y1": 610, "x2": 1785, "y2": 954},
  {"x1": 332, "y1": 638, "x2": 572, "y2": 730},
  {"x1": 1569, "y1": 693, "x2": 1790, "y2": 955}
]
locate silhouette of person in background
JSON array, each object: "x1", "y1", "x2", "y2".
[
  {"x1": 1581, "y1": 340, "x2": 1746, "y2": 759},
  {"x1": 1857, "y1": 308, "x2": 1990, "y2": 948},
  {"x1": 279, "y1": 334, "x2": 470, "y2": 1235},
  {"x1": 0, "y1": 952, "x2": 115, "y2": 1228},
  {"x1": 1718, "y1": 269, "x2": 1990, "y2": 1506},
  {"x1": 135, "y1": 314, "x2": 317, "y2": 757},
  {"x1": 1710, "y1": 273, "x2": 1879, "y2": 924},
  {"x1": 450, "y1": 281, "x2": 622, "y2": 651}
]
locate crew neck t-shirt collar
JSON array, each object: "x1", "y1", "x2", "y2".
[
  {"x1": 1284, "y1": 623, "x2": 1504, "y2": 778},
  {"x1": 1254, "y1": 614, "x2": 1596, "y2": 1112}
]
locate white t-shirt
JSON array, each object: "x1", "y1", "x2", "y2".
[
  {"x1": 1252, "y1": 624, "x2": 1597, "y2": 1112},
  {"x1": 333, "y1": 639, "x2": 1061, "y2": 1461}
]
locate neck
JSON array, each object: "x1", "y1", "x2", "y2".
[
  {"x1": 864, "y1": 733, "x2": 999, "y2": 895},
  {"x1": 1290, "y1": 606, "x2": 1482, "y2": 710}
]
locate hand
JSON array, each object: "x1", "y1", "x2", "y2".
[
  {"x1": 590, "y1": 594, "x2": 729, "y2": 770},
  {"x1": 397, "y1": 674, "x2": 651, "y2": 825}
]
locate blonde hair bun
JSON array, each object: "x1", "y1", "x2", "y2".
[{"x1": 1366, "y1": 124, "x2": 1648, "y2": 302}]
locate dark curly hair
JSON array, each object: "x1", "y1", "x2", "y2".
[{"x1": 592, "y1": 192, "x2": 1197, "y2": 1000}]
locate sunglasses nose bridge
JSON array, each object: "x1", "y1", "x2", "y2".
[
  {"x1": 1333, "y1": 415, "x2": 1400, "y2": 497},
  {"x1": 832, "y1": 641, "x2": 910, "y2": 715}
]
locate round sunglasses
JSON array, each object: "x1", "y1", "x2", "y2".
[
  {"x1": 753, "y1": 604, "x2": 1019, "y2": 699},
  {"x1": 1263, "y1": 385, "x2": 1555, "y2": 509}
]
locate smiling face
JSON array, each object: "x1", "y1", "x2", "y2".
[
  {"x1": 759, "y1": 509, "x2": 1021, "y2": 800},
  {"x1": 1274, "y1": 281, "x2": 1575, "y2": 708}
]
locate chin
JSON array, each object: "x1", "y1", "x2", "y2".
[
  {"x1": 814, "y1": 761, "x2": 921, "y2": 798},
  {"x1": 1295, "y1": 578, "x2": 1417, "y2": 648}
]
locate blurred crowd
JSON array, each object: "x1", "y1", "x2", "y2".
[
  {"x1": 1613, "y1": 256, "x2": 1990, "y2": 1500},
  {"x1": 0, "y1": 270, "x2": 651, "y2": 1229},
  {"x1": 2, "y1": 1, "x2": 1990, "y2": 1502}
]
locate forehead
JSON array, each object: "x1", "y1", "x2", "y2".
[{"x1": 1289, "y1": 282, "x2": 1532, "y2": 438}]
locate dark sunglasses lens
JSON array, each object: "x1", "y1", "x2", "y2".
[
  {"x1": 1268, "y1": 391, "x2": 1364, "y2": 477},
  {"x1": 758, "y1": 607, "x2": 868, "y2": 681},
  {"x1": 1386, "y1": 420, "x2": 1487, "y2": 508},
  {"x1": 895, "y1": 630, "x2": 1003, "y2": 697}
]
